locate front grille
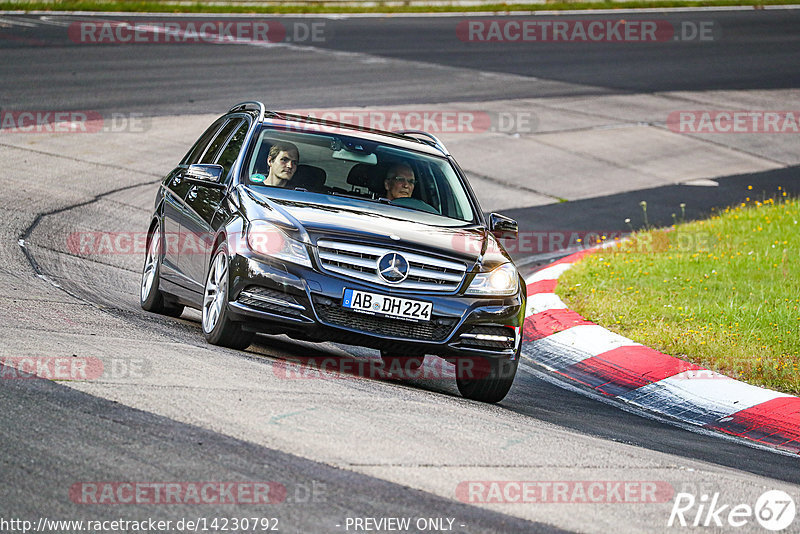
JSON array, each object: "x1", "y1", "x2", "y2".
[
  {"x1": 458, "y1": 326, "x2": 516, "y2": 350},
  {"x1": 237, "y1": 286, "x2": 305, "y2": 317},
  {"x1": 312, "y1": 295, "x2": 457, "y2": 341},
  {"x1": 316, "y1": 239, "x2": 466, "y2": 292}
]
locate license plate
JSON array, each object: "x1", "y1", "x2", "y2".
[{"x1": 342, "y1": 289, "x2": 432, "y2": 322}]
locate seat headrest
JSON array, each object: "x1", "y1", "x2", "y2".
[
  {"x1": 346, "y1": 163, "x2": 374, "y2": 187},
  {"x1": 287, "y1": 164, "x2": 327, "y2": 192},
  {"x1": 346, "y1": 163, "x2": 389, "y2": 195},
  {"x1": 368, "y1": 170, "x2": 388, "y2": 195}
]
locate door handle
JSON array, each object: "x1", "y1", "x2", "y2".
[
  {"x1": 187, "y1": 186, "x2": 198, "y2": 202},
  {"x1": 172, "y1": 174, "x2": 182, "y2": 186}
]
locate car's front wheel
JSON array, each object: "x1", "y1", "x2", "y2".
[
  {"x1": 456, "y1": 351, "x2": 519, "y2": 403},
  {"x1": 202, "y1": 244, "x2": 254, "y2": 350},
  {"x1": 140, "y1": 223, "x2": 184, "y2": 317}
]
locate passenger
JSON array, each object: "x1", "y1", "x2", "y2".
[
  {"x1": 265, "y1": 141, "x2": 299, "y2": 187},
  {"x1": 383, "y1": 163, "x2": 416, "y2": 201}
]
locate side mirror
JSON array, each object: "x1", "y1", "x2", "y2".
[
  {"x1": 186, "y1": 163, "x2": 225, "y2": 185},
  {"x1": 489, "y1": 213, "x2": 518, "y2": 240}
]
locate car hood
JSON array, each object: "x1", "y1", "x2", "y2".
[{"x1": 241, "y1": 187, "x2": 513, "y2": 269}]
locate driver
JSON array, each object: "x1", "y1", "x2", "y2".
[
  {"x1": 265, "y1": 142, "x2": 299, "y2": 187},
  {"x1": 383, "y1": 163, "x2": 416, "y2": 201}
]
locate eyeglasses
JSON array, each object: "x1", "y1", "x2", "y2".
[{"x1": 389, "y1": 176, "x2": 416, "y2": 186}]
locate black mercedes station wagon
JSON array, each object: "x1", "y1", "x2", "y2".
[{"x1": 141, "y1": 102, "x2": 526, "y2": 402}]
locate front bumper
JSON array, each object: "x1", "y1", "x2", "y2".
[{"x1": 225, "y1": 253, "x2": 525, "y2": 359}]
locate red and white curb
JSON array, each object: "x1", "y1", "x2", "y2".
[{"x1": 520, "y1": 249, "x2": 800, "y2": 455}]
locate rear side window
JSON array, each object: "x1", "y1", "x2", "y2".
[
  {"x1": 200, "y1": 119, "x2": 245, "y2": 165},
  {"x1": 182, "y1": 118, "x2": 226, "y2": 165},
  {"x1": 215, "y1": 120, "x2": 250, "y2": 182}
]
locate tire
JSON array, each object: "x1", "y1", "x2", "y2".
[
  {"x1": 456, "y1": 351, "x2": 519, "y2": 403},
  {"x1": 202, "y1": 243, "x2": 254, "y2": 350},
  {"x1": 140, "y1": 223, "x2": 185, "y2": 318},
  {"x1": 380, "y1": 349, "x2": 424, "y2": 376}
]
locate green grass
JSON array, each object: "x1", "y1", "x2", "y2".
[
  {"x1": 557, "y1": 190, "x2": 800, "y2": 395},
  {"x1": 1, "y1": 0, "x2": 797, "y2": 14}
]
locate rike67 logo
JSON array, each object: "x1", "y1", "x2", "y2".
[{"x1": 668, "y1": 490, "x2": 796, "y2": 531}]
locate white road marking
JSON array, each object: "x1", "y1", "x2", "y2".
[{"x1": 0, "y1": 16, "x2": 38, "y2": 27}]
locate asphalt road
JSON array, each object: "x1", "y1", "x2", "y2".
[
  {"x1": 1, "y1": 10, "x2": 799, "y2": 114},
  {"x1": 1, "y1": 9, "x2": 799, "y2": 534}
]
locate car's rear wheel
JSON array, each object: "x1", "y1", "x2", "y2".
[
  {"x1": 456, "y1": 351, "x2": 519, "y2": 403},
  {"x1": 140, "y1": 223, "x2": 184, "y2": 317},
  {"x1": 202, "y1": 244, "x2": 254, "y2": 350}
]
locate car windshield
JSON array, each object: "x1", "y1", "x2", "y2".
[{"x1": 242, "y1": 125, "x2": 477, "y2": 224}]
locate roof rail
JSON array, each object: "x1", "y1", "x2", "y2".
[
  {"x1": 394, "y1": 130, "x2": 449, "y2": 156},
  {"x1": 228, "y1": 101, "x2": 266, "y2": 122}
]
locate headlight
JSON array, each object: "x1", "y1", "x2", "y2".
[
  {"x1": 247, "y1": 220, "x2": 312, "y2": 268},
  {"x1": 465, "y1": 263, "x2": 518, "y2": 296}
]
